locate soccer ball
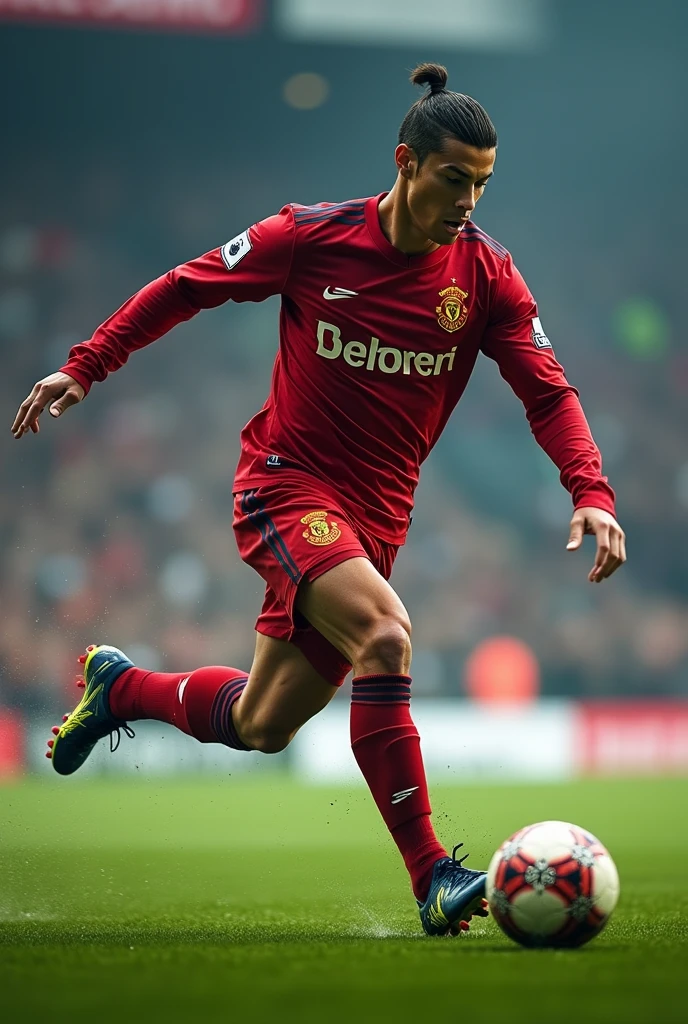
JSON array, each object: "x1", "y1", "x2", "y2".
[{"x1": 486, "y1": 820, "x2": 619, "y2": 948}]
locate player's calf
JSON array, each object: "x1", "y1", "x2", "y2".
[
  {"x1": 234, "y1": 717, "x2": 294, "y2": 754},
  {"x1": 228, "y1": 633, "x2": 341, "y2": 754}
]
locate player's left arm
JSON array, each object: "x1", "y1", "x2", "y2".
[{"x1": 480, "y1": 256, "x2": 626, "y2": 583}]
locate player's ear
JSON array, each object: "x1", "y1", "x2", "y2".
[{"x1": 395, "y1": 144, "x2": 417, "y2": 180}]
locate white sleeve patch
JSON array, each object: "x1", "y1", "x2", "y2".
[
  {"x1": 531, "y1": 316, "x2": 552, "y2": 349},
  {"x1": 221, "y1": 229, "x2": 252, "y2": 270}
]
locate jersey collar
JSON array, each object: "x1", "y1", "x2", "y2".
[{"x1": 365, "y1": 193, "x2": 453, "y2": 269}]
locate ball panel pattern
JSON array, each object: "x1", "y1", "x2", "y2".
[{"x1": 486, "y1": 820, "x2": 619, "y2": 948}]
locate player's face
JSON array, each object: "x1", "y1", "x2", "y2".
[{"x1": 399, "y1": 139, "x2": 496, "y2": 245}]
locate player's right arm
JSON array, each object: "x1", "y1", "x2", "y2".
[{"x1": 11, "y1": 209, "x2": 295, "y2": 438}]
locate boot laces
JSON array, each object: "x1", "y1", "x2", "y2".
[
  {"x1": 452, "y1": 843, "x2": 470, "y2": 867},
  {"x1": 109, "y1": 724, "x2": 135, "y2": 753}
]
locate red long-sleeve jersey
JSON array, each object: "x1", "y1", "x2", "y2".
[{"x1": 60, "y1": 193, "x2": 615, "y2": 544}]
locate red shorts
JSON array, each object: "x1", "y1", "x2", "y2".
[{"x1": 233, "y1": 477, "x2": 399, "y2": 687}]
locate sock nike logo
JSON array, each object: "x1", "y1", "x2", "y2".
[
  {"x1": 391, "y1": 786, "x2": 419, "y2": 805},
  {"x1": 178, "y1": 677, "x2": 190, "y2": 703}
]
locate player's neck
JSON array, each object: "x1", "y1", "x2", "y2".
[{"x1": 378, "y1": 185, "x2": 440, "y2": 257}]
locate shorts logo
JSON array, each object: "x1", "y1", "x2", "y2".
[
  {"x1": 436, "y1": 285, "x2": 469, "y2": 333},
  {"x1": 301, "y1": 510, "x2": 341, "y2": 546}
]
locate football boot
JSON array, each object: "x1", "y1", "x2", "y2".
[
  {"x1": 47, "y1": 644, "x2": 135, "y2": 776},
  {"x1": 418, "y1": 844, "x2": 489, "y2": 936}
]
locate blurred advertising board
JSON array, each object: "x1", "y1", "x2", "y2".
[
  {"x1": 575, "y1": 702, "x2": 688, "y2": 775},
  {"x1": 19, "y1": 701, "x2": 688, "y2": 780},
  {"x1": 293, "y1": 702, "x2": 577, "y2": 783},
  {"x1": 0, "y1": 0, "x2": 263, "y2": 33},
  {"x1": 276, "y1": 0, "x2": 549, "y2": 51},
  {"x1": 25, "y1": 702, "x2": 578, "y2": 782}
]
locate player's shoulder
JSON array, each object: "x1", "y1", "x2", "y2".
[
  {"x1": 458, "y1": 220, "x2": 510, "y2": 263},
  {"x1": 249, "y1": 199, "x2": 370, "y2": 254},
  {"x1": 289, "y1": 197, "x2": 370, "y2": 233}
]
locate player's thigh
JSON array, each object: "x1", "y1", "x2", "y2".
[
  {"x1": 296, "y1": 556, "x2": 412, "y2": 669},
  {"x1": 235, "y1": 632, "x2": 339, "y2": 745}
]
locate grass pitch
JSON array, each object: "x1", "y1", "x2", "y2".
[{"x1": 1, "y1": 775, "x2": 686, "y2": 1023}]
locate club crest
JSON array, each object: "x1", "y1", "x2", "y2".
[
  {"x1": 301, "y1": 510, "x2": 341, "y2": 546},
  {"x1": 436, "y1": 285, "x2": 469, "y2": 333}
]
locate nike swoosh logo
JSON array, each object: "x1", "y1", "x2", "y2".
[
  {"x1": 178, "y1": 677, "x2": 190, "y2": 703},
  {"x1": 391, "y1": 786, "x2": 419, "y2": 805},
  {"x1": 323, "y1": 286, "x2": 359, "y2": 300}
]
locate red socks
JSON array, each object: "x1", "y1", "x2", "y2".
[
  {"x1": 350, "y1": 674, "x2": 447, "y2": 902},
  {"x1": 109, "y1": 665, "x2": 249, "y2": 748}
]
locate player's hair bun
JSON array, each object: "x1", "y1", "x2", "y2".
[{"x1": 409, "y1": 62, "x2": 448, "y2": 96}]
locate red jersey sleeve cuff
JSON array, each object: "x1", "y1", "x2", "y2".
[
  {"x1": 574, "y1": 486, "x2": 616, "y2": 519},
  {"x1": 59, "y1": 364, "x2": 93, "y2": 396}
]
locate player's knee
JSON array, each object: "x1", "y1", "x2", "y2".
[{"x1": 355, "y1": 614, "x2": 412, "y2": 676}]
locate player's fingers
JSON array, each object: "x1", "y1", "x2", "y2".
[
  {"x1": 595, "y1": 531, "x2": 616, "y2": 581},
  {"x1": 49, "y1": 387, "x2": 82, "y2": 418},
  {"x1": 11, "y1": 390, "x2": 38, "y2": 436},
  {"x1": 13, "y1": 392, "x2": 49, "y2": 438},
  {"x1": 588, "y1": 525, "x2": 610, "y2": 583},
  {"x1": 600, "y1": 528, "x2": 626, "y2": 580}
]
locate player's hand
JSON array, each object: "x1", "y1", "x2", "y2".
[
  {"x1": 11, "y1": 372, "x2": 85, "y2": 438},
  {"x1": 566, "y1": 507, "x2": 626, "y2": 583}
]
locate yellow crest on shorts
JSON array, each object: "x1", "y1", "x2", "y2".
[
  {"x1": 436, "y1": 285, "x2": 469, "y2": 332},
  {"x1": 301, "y1": 510, "x2": 341, "y2": 546}
]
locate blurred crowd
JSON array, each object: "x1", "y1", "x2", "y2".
[{"x1": 2, "y1": 154, "x2": 688, "y2": 716}]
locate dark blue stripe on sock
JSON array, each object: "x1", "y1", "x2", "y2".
[
  {"x1": 351, "y1": 693, "x2": 411, "y2": 704},
  {"x1": 241, "y1": 490, "x2": 302, "y2": 585},
  {"x1": 352, "y1": 686, "x2": 412, "y2": 695},
  {"x1": 352, "y1": 681, "x2": 412, "y2": 691},
  {"x1": 351, "y1": 676, "x2": 411, "y2": 704},
  {"x1": 214, "y1": 680, "x2": 246, "y2": 737},
  {"x1": 351, "y1": 694, "x2": 411, "y2": 702},
  {"x1": 353, "y1": 675, "x2": 412, "y2": 682},
  {"x1": 212, "y1": 683, "x2": 243, "y2": 742},
  {"x1": 211, "y1": 678, "x2": 246, "y2": 728},
  {"x1": 211, "y1": 677, "x2": 250, "y2": 750}
]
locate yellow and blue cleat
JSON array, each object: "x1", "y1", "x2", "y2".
[
  {"x1": 418, "y1": 845, "x2": 489, "y2": 936},
  {"x1": 47, "y1": 644, "x2": 135, "y2": 775}
]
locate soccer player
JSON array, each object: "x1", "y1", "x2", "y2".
[{"x1": 12, "y1": 63, "x2": 625, "y2": 936}]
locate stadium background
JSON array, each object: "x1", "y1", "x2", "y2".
[
  {"x1": 1, "y1": 4, "x2": 687, "y2": 1022},
  {"x1": 1, "y1": 0, "x2": 687, "y2": 781},
  {"x1": 1, "y1": 0, "x2": 688, "y2": 778}
]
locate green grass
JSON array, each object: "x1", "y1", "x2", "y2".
[{"x1": 1, "y1": 776, "x2": 686, "y2": 1023}]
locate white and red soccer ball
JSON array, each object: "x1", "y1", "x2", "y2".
[{"x1": 486, "y1": 821, "x2": 620, "y2": 948}]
